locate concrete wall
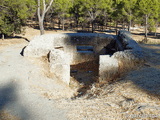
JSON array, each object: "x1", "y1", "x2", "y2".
[
  {"x1": 23, "y1": 33, "x2": 115, "y2": 85},
  {"x1": 99, "y1": 30, "x2": 144, "y2": 82},
  {"x1": 23, "y1": 33, "x2": 115, "y2": 64},
  {"x1": 49, "y1": 49, "x2": 70, "y2": 85},
  {"x1": 99, "y1": 55, "x2": 119, "y2": 81},
  {"x1": 23, "y1": 31, "x2": 144, "y2": 85}
]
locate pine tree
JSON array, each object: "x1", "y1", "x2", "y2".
[
  {"x1": 137, "y1": 0, "x2": 159, "y2": 41},
  {"x1": 70, "y1": 0, "x2": 86, "y2": 30},
  {"x1": 122, "y1": 0, "x2": 138, "y2": 31},
  {"x1": 80, "y1": 0, "x2": 113, "y2": 33},
  {"x1": 53, "y1": 0, "x2": 73, "y2": 30},
  {"x1": 0, "y1": 0, "x2": 36, "y2": 39}
]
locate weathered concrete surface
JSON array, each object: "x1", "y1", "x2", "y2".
[
  {"x1": 99, "y1": 55, "x2": 119, "y2": 81},
  {"x1": 23, "y1": 33, "x2": 114, "y2": 64},
  {"x1": 99, "y1": 30, "x2": 144, "y2": 81},
  {"x1": 49, "y1": 49, "x2": 70, "y2": 85},
  {"x1": 23, "y1": 31, "x2": 144, "y2": 84},
  {"x1": 117, "y1": 30, "x2": 142, "y2": 51},
  {"x1": 23, "y1": 33, "x2": 115, "y2": 84},
  {"x1": 23, "y1": 35, "x2": 54, "y2": 57},
  {"x1": 114, "y1": 30, "x2": 144, "y2": 62}
]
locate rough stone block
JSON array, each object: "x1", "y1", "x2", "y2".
[
  {"x1": 23, "y1": 34, "x2": 54, "y2": 57},
  {"x1": 99, "y1": 55, "x2": 119, "y2": 81},
  {"x1": 23, "y1": 33, "x2": 114, "y2": 58},
  {"x1": 49, "y1": 49, "x2": 70, "y2": 85}
]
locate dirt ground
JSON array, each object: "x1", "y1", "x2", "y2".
[
  {"x1": 55, "y1": 43, "x2": 160, "y2": 120},
  {"x1": 0, "y1": 27, "x2": 160, "y2": 120}
]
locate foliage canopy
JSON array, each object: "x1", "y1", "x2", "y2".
[{"x1": 0, "y1": 0, "x2": 36, "y2": 36}]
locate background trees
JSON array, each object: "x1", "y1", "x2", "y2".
[
  {"x1": 120, "y1": 0, "x2": 137, "y2": 31},
  {"x1": 1, "y1": 0, "x2": 160, "y2": 37},
  {"x1": 53, "y1": 0, "x2": 73, "y2": 30},
  {"x1": 0, "y1": 0, "x2": 36, "y2": 39},
  {"x1": 137, "y1": 0, "x2": 158, "y2": 41},
  {"x1": 78, "y1": 0, "x2": 113, "y2": 32}
]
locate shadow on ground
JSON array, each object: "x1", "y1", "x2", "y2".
[
  {"x1": 70, "y1": 60, "x2": 99, "y2": 97},
  {"x1": 0, "y1": 82, "x2": 30, "y2": 120},
  {"x1": 126, "y1": 44, "x2": 160, "y2": 98}
]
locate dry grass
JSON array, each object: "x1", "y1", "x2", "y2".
[
  {"x1": 55, "y1": 78, "x2": 160, "y2": 120},
  {"x1": 0, "y1": 26, "x2": 160, "y2": 120},
  {"x1": 19, "y1": 27, "x2": 159, "y2": 120},
  {"x1": 0, "y1": 111, "x2": 20, "y2": 120},
  {"x1": 54, "y1": 43, "x2": 160, "y2": 120},
  {"x1": 20, "y1": 26, "x2": 76, "y2": 41}
]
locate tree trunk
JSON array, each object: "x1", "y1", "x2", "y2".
[
  {"x1": 39, "y1": 19, "x2": 45, "y2": 35},
  {"x1": 62, "y1": 17, "x2": 65, "y2": 31},
  {"x1": 81, "y1": 23, "x2": 84, "y2": 31},
  {"x1": 58, "y1": 18, "x2": 61, "y2": 29},
  {"x1": 122, "y1": 20, "x2": 124, "y2": 29},
  {"x1": 102, "y1": 26, "x2": 104, "y2": 31},
  {"x1": 109, "y1": 18, "x2": 111, "y2": 30},
  {"x1": 37, "y1": 0, "x2": 54, "y2": 35},
  {"x1": 51, "y1": 18, "x2": 54, "y2": 29},
  {"x1": 115, "y1": 21, "x2": 118, "y2": 35},
  {"x1": 145, "y1": 14, "x2": 148, "y2": 41},
  {"x1": 2, "y1": 34, "x2": 4, "y2": 40},
  {"x1": 91, "y1": 20, "x2": 94, "y2": 33},
  {"x1": 128, "y1": 19, "x2": 131, "y2": 31},
  {"x1": 128, "y1": 10, "x2": 132, "y2": 31},
  {"x1": 155, "y1": 22, "x2": 158, "y2": 36},
  {"x1": 75, "y1": 16, "x2": 79, "y2": 31}
]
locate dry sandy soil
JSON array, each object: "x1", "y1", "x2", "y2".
[
  {"x1": 55, "y1": 43, "x2": 160, "y2": 120},
  {"x1": 0, "y1": 28, "x2": 74, "y2": 120},
  {"x1": 0, "y1": 27, "x2": 160, "y2": 120}
]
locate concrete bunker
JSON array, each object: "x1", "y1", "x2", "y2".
[{"x1": 23, "y1": 31, "x2": 144, "y2": 85}]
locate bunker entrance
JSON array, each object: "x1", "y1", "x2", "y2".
[
  {"x1": 76, "y1": 46, "x2": 94, "y2": 53},
  {"x1": 70, "y1": 41, "x2": 118, "y2": 86},
  {"x1": 70, "y1": 45, "x2": 99, "y2": 86},
  {"x1": 70, "y1": 60, "x2": 99, "y2": 86}
]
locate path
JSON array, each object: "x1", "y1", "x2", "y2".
[{"x1": 0, "y1": 40, "x2": 69, "y2": 120}]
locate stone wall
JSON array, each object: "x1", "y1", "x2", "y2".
[
  {"x1": 99, "y1": 55, "x2": 119, "y2": 81},
  {"x1": 23, "y1": 33, "x2": 114, "y2": 64},
  {"x1": 23, "y1": 33, "x2": 115, "y2": 85},
  {"x1": 99, "y1": 30, "x2": 144, "y2": 81},
  {"x1": 23, "y1": 31, "x2": 144, "y2": 85},
  {"x1": 49, "y1": 49, "x2": 70, "y2": 85}
]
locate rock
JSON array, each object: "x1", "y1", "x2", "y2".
[
  {"x1": 114, "y1": 30, "x2": 144, "y2": 63},
  {"x1": 23, "y1": 35, "x2": 55, "y2": 57},
  {"x1": 23, "y1": 31, "x2": 144, "y2": 85},
  {"x1": 117, "y1": 30, "x2": 142, "y2": 52},
  {"x1": 49, "y1": 49, "x2": 70, "y2": 85},
  {"x1": 99, "y1": 30, "x2": 144, "y2": 82},
  {"x1": 99, "y1": 55, "x2": 119, "y2": 81},
  {"x1": 113, "y1": 50, "x2": 144, "y2": 62}
]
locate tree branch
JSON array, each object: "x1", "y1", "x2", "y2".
[
  {"x1": 37, "y1": 0, "x2": 41, "y2": 19},
  {"x1": 45, "y1": 0, "x2": 54, "y2": 13},
  {"x1": 43, "y1": 0, "x2": 46, "y2": 14}
]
